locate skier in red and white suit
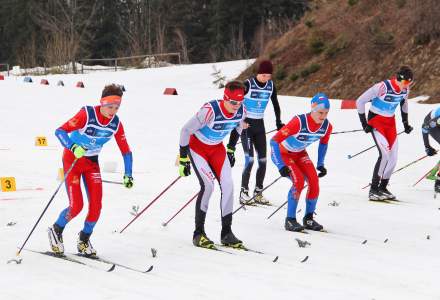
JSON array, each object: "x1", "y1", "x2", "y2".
[{"x1": 178, "y1": 81, "x2": 247, "y2": 249}]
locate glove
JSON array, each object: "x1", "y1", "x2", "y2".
[
  {"x1": 276, "y1": 121, "x2": 285, "y2": 131},
  {"x1": 279, "y1": 166, "x2": 291, "y2": 177},
  {"x1": 425, "y1": 146, "x2": 437, "y2": 157},
  {"x1": 403, "y1": 122, "x2": 413, "y2": 134},
  {"x1": 226, "y1": 145, "x2": 236, "y2": 167},
  {"x1": 317, "y1": 166, "x2": 327, "y2": 178},
  {"x1": 179, "y1": 156, "x2": 191, "y2": 177},
  {"x1": 363, "y1": 124, "x2": 373, "y2": 133},
  {"x1": 70, "y1": 144, "x2": 86, "y2": 158},
  {"x1": 123, "y1": 175, "x2": 134, "y2": 188}
]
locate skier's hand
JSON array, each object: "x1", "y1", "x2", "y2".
[
  {"x1": 425, "y1": 146, "x2": 437, "y2": 157},
  {"x1": 403, "y1": 122, "x2": 413, "y2": 134},
  {"x1": 279, "y1": 166, "x2": 291, "y2": 177},
  {"x1": 276, "y1": 121, "x2": 285, "y2": 131},
  {"x1": 70, "y1": 144, "x2": 86, "y2": 158},
  {"x1": 179, "y1": 156, "x2": 191, "y2": 177},
  {"x1": 226, "y1": 145, "x2": 236, "y2": 167},
  {"x1": 317, "y1": 166, "x2": 327, "y2": 178},
  {"x1": 363, "y1": 124, "x2": 373, "y2": 133},
  {"x1": 123, "y1": 175, "x2": 134, "y2": 188}
]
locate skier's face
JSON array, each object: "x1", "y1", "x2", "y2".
[
  {"x1": 100, "y1": 104, "x2": 120, "y2": 118},
  {"x1": 310, "y1": 109, "x2": 329, "y2": 124},
  {"x1": 256, "y1": 73, "x2": 272, "y2": 83}
]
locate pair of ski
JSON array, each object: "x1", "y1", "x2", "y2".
[
  {"x1": 24, "y1": 249, "x2": 153, "y2": 274},
  {"x1": 369, "y1": 198, "x2": 401, "y2": 204},
  {"x1": 199, "y1": 243, "x2": 279, "y2": 262}
]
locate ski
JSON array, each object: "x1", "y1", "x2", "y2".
[
  {"x1": 195, "y1": 245, "x2": 235, "y2": 254},
  {"x1": 75, "y1": 254, "x2": 153, "y2": 273},
  {"x1": 215, "y1": 243, "x2": 279, "y2": 262},
  {"x1": 23, "y1": 249, "x2": 115, "y2": 272}
]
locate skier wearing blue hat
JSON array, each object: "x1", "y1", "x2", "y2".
[{"x1": 270, "y1": 93, "x2": 332, "y2": 232}]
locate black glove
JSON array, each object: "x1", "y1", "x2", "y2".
[
  {"x1": 403, "y1": 122, "x2": 413, "y2": 134},
  {"x1": 317, "y1": 166, "x2": 327, "y2": 178},
  {"x1": 226, "y1": 145, "x2": 235, "y2": 167},
  {"x1": 279, "y1": 166, "x2": 291, "y2": 177},
  {"x1": 363, "y1": 124, "x2": 373, "y2": 133},
  {"x1": 276, "y1": 121, "x2": 285, "y2": 131},
  {"x1": 425, "y1": 146, "x2": 437, "y2": 157}
]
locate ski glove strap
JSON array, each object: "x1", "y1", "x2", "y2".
[
  {"x1": 179, "y1": 157, "x2": 191, "y2": 177},
  {"x1": 123, "y1": 175, "x2": 134, "y2": 188},
  {"x1": 70, "y1": 144, "x2": 86, "y2": 159}
]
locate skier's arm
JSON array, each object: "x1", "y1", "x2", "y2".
[
  {"x1": 270, "y1": 84, "x2": 283, "y2": 129},
  {"x1": 317, "y1": 123, "x2": 333, "y2": 167},
  {"x1": 114, "y1": 122, "x2": 133, "y2": 177},
  {"x1": 270, "y1": 117, "x2": 301, "y2": 169},
  {"x1": 55, "y1": 108, "x2": 87, "y2": 149},
  {"x1": 179, "y1": 105, "x2": 213, "y2": 157},
  {"x1": 356, "y1": 83, "x2": 382, "y2": 128}
]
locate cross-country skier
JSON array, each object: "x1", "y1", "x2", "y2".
[
  {"x1": 356, "y1": 66, "x2": 414, "y2": 201},
  {"x1": 239, "y1": 60, "x2": 284, "y2": 206},
  {"x1": 422, "y1": 107, "x2": 440, "y2": 192},
  {"x1": 270, "y1": 93, "x2": 332, "y2": 232},
  {"x1": 178, "y1": 81, "x2": 247, "y2": 249},
  {"x1": 48, "y1": 84, "x2": 133, "y2": 256}
]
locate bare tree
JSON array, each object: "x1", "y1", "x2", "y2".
[{"x1": 32, "y1": 0, "x2": 98, "y2": 73}]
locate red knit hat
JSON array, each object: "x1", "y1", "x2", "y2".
[{"x1": 257, "y1": 60, "x2": 273, "y2": 74}]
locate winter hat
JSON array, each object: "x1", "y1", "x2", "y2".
[
  {"x1": 396, "y1": 66, "x2": 413, "y2": 82},
  {"x1": 311, "y1": 93, "x2": 330, "y2": 111},
  {"x1": 100, "y1": 95, "x2": 122, "y2": 106},
  {"x1": 257, "y1": 60, "x2": 273, "y2": 74}
]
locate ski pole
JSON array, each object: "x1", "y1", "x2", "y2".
[
  {"x1": 102, "y1": 179, "x2": 123, "y2": 185},
  {"x1": 331, "y1": 129, "x2": 363, "y2": 135},
  {"x1": 161, "y1": 192, "x2": 199, "y2": 227},
  {"x1": 232, "y1": 175, "x2": 283, "y2": 215},
  {"x1": 119, "y1": 176, "x2": 181, "y2": 233},
  {"x1": 267, "y1": 184, "x2": 308, "y2": 220},
  {"x1": 16, "y1": 159, "x2": 78, "y2": 256},
  {"x1": 348, "y1": 131, "x2": 404, "y2": 159},
  {"x1": 362, "y1": 153, "x2": 430, "y2": 189},
  {"x1": 413, "y1": 168, "x2": 436, "y2": 187}
]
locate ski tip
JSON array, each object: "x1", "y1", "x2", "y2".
[
  {"x1": 144, "y1": 265, "x2": 154, "y2": 273},
  {"x1": 272, "y1": 256, "x2": 279, "y2": 263},
  {"x1": 347, "y1": 155, "x2": 352, "y2": 159},
  {"x1": 161, "y1": 222, "x2": 167, "y2": 227},
  {"x1": 384, "y1": 238, "x2": 389, "y2": 243},
  {"x1": 362, "y1": 239, "x2": 368, "y2": 244},
  {"x1": 300, "y1": 256, "x2": 309, "y2": 263},
  {"x1": 107, "y1": 264, "x2": 116, "y2": 272},
  {"x1": 427, "y1": 235, "x2": 431, "y2": 240}
]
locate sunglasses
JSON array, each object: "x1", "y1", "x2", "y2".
[{"x1": 228, "y1": 100, "x2": 243, "y2": 105}]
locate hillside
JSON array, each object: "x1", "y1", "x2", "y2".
[{"x1": 240, "y1": 0, "x2": 440, "y2": 102}]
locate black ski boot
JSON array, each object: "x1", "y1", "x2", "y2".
[
  {"x1": 193, "y1": 232, "x2": 215, "y2": 249},
  {"x1": 220, "y1": 231, "x2": 243, "y2": 248},
  {"x1": 369, "y1": 175, "x2": 386, "y2": 201},
  {"x1": 379, "y1": 179, "x2": 396, "y2": 201},
  {"x1": 303, "y1": 213, "x2": 323, "y2": 231},
  {"x1": 284, "y1": 217, "x2": 305, "y2": 232},
  {"x1": 77, "y1": 231, "x2": 97, "y2": 257}
]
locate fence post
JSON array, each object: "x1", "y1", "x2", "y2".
[{"x1": 115, "y1": 59, "x2": 118, "y2": 72}]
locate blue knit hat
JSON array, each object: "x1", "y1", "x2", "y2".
[{"x1": 311, "y1": 93, "x2": 330, "y2": 111}]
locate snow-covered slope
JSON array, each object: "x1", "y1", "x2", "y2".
[{"x1": 1, "y1": 60, "x2": 440, "y2": 300}]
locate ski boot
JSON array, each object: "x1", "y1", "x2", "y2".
[
  {"x1": 284, "y1": 217, "x2": 305, "y2": 232},
  {"x1": 193, "y1": 232, "x2": 215, "y2": 249},
  {"x1": 239, "y1": 187, "x2": 255, "y2": 205},
  {"x1": 369, "y1": 187, "x2": 387, "y2": 202},
  {"x1": 77, "y1": 231, "x2": 97, "y2": 257},
  {"x1": 303, "y1": 213, "x2": 323, "y2": 231},
  {"x1": 379, "y1": 179, "x2": 397, "y2": 201},
  {"x1": 221, "y1": 231, "x2": 243, "y2": 249},
  {"x1": 48, "y1": 224, "x2": 64, "y2": 255},
  {"x1": 253, "y1": 187, "x2": 270, "y2": 205}
]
